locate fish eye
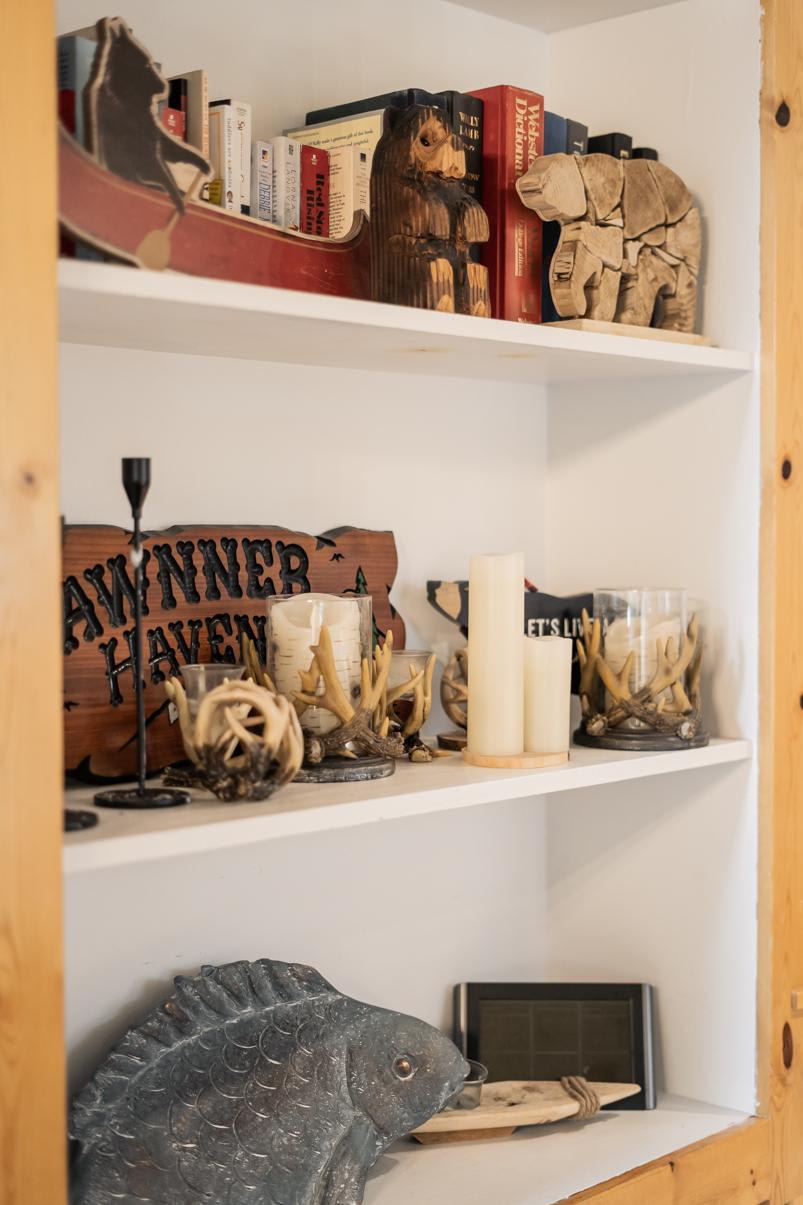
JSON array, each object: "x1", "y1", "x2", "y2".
[{"x1": 392, "y1": 1054, "x2": 417, "y2": 1080}]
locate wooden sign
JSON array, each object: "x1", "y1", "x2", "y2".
[{"x1": 63, "y1": 525, "x2": 404, "y2": 778}]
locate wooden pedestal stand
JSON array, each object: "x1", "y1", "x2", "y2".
[{"x1": 462, "y1": 750, "x2": 568, "y2": 770}]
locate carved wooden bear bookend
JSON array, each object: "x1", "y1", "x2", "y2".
[
  {"x1": 84, "y1": 17, "x2": 210, "y2": 215},
  {"x1": 516, "y1": 153, "x2": 702, "y2": 332},
  {"x1": 370, "y1": 105, "x2": 491, "y2": 316}
]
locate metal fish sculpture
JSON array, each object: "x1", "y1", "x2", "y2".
[{"x1": 70, "y1": 959, "x2": 468, "y2": 1205}]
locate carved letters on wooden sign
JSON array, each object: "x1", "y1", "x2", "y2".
[{"x1": 62, "y1": 525, "x2": 404, "y2": 779}]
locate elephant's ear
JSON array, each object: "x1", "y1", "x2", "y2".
[{"x1": 578, "y1": 153, "x2": 624, "y2": 222}]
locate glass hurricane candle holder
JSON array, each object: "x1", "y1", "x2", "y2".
[
  {"x1": 180, "y1": 663, "x2": 245, "y2": 721},
  {"x1": 387, "y1": 648, "x2": 431, "y2": 729},
  {"x1": 267, "y1": 593, "x2": 372, "y2": 734},
  {"x1": 575, "y1": 587, "x2": 707, "y2": 751}
]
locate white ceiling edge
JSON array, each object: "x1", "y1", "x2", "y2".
[{"x1": 446, "y1": 0, "x2": 684, "y2": 33}]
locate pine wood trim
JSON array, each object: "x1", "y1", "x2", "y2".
[
  {"x1": 759, "y1": 0, "x2": 803, "y2": 1200},
  {"x1": 0, "y1": 2, "x2": 66, "y2": 1203},
  {"x1": 560, "y1": 1120, "x2": 771, "y2": 1204}
]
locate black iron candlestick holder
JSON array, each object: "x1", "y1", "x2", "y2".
[{"x1": 94, "y1": 458, "x2": 190, "y2": 810}]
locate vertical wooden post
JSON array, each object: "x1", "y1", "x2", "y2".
[
  {"x1": 760, "y1": 0, "x2": 803, "y2": 1200},
  {"x1": 0, "y1": 2, "x2": 66, "y2": 1203}
]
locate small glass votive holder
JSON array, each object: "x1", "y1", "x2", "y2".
[
  {"x1": 267, "y1": 593, "x2": 372, "y2": 734},
  {"x1": 387, "y1": 649, "x2": 432, "y2": 728},
  {"x1": 180, "y1": 663, "x2": 245, "y2": 720}
]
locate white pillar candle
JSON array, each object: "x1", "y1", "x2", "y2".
[
  {"x1": 523, "y1": 635, "x2": 572, "y2": 755},
  {"x1": 270, "y1": 594, "x2": 363, "y2": 734},
  {"x1": 467, "y1": 552, "x2": 524, "y2": 757}
]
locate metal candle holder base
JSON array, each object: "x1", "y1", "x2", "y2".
[
  {"x1": 94, "y1": 787, "x2": 191, "y2": 809},
  {"x1": 294, "y1": 756, "x2": 396, "y2": 784},
  {"x1": 573, "y1": 726, "x2": 709, "y2": 753}
]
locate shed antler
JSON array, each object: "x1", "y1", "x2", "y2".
[
  {"x1": 165, "y1": 676, "x2": 303, "y2": 801},
  {"x1": 576, "y1": 612, "x2": 704, "y2": 742},
  {"x1": 294, "y1": 627, "x2": 406, "y2": 764}
]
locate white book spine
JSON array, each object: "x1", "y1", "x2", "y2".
[
  {"x1": 210, "y1": 104, "x2": 240, "y2": 212},
  {"x1": 271, "y1": 136, "x2": 300, "y2": 229},
  {"x1": 231, "y1": 101, "x2": 252, "y2": 214},
  {"x1": 251, "y1": 141, "x2": 274, "y2": 222}
]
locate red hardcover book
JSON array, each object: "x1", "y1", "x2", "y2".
[
  {"x1": 300, "y1": 145, "x2": 330, "y2": 238},
  {"x1": 468, "y1": 85, "x2": 544, "y2": 323},
  {"x1": 160, "y1": 106, "x2": 186, "y2": 141}
]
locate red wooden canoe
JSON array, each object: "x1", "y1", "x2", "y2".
[{"x1": 58, "y1": 124, "x2": 371, "y2": 298}]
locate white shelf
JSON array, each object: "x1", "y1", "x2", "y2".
[
  {"x1": 63, "y1": 738, "x2": 750, "y2": 874},
  {"x1": 365, "y1": 1095, "x2": 749, "y2": 1205},
  {"x1": 449, "y1": 0, "x2": 682, "y2": 33},
  {"x1": 59, "y1": 260, "x2": 753, "y2": 385}
]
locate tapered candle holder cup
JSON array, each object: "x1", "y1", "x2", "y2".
[{"x1": 94, "y1": 458, "x2": 191, "y2": 810}]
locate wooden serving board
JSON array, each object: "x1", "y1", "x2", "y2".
[
  {"x1": 412, "y1": 1081, "x2": 641, "y2": 1144},
  {"x1": 545, "y1": 318, "x2": 714, "y2": 346}
]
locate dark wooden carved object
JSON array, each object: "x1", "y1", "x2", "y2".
[
  {"x1": 84, "y1": 18, "x2": 210, "y2": 214},
  {"x1": 370, "y1": 105, "x2": 491, "y2": 316},
  {"x1": 62, "y1": 525, "x2": 405, "y2": 779}
]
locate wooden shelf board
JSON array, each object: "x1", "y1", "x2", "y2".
[
  {"x1": 447, "y1": 0, "x2": 683, "y2": 33},
  {"x1": 63, "y1": 737, "x2": 751, "y2": 874},
  {"x1": 364, "y1": 1095, "x2": 750, "y2": 1205},
  {"x1": 58, "y1": 261, "x2": 754, "y2": 385}
]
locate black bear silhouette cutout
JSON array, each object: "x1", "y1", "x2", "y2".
[{"x1": 85, "y1": 17, "x2": 210, "y2": 213}]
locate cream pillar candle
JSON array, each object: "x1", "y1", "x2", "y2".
[
  {"x1": 467, "y1": 552, "x2": 524, "y2": 756},
  {"x1": 523, "y1": 635, "x2": 572, "y2": 755},
  {"x1": 269, "y1": 594, "x2": 364, "y2": 734}
]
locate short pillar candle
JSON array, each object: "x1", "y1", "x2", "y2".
[
  {"x1": 523, "y1": 635, "x2": 573, "y2": 755},
  {"x1": 466, "y1": 552, "x2": 524, "y2": 757}
]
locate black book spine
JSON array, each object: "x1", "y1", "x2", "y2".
[
  {"x1": 566, "y1": 118, "x2": 588, "y2": 155},
  {"x1": 167, "y1": 78, "x2": 188, "y2": 115},
  {"x1": 306, "y1": 88, "x2": 445, "y2": 126},
  {"x1": 633, "y1": 146, "x2": 659, "y2": 160},
  {"x1": 588, "y1": 131, "x2": 632, "y2": 158},
  {"x1": 439, "y1": 90, "x2": 483, "y2": 201}
]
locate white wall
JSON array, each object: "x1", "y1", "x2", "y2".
[
  {"x1": 57, "y1": 0, "x2": 549, "y2": 139},
  {"x1": 65, "y1": 796, "x2": 548, "y2": 1095},
  {"x1": 59, "y1": 0, "x2": 761, "y2": 1115},
  {"x1": 542, "y1": 0, "x2": 761, "y2": 1111}
]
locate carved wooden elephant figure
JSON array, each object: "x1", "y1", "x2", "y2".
[{"x1": 516, "y1": 153, "x2": 701, "y2": 332}]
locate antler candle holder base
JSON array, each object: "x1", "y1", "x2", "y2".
[
  {"x1": 575, "y1": 603, "x2": 709, "y2": 753},
  {"x1": 573, "y1": 726, "x2": 709, "y2": 753},
  {"x1": 294, "y1": 755, "x2": 396, "y2": 784}
]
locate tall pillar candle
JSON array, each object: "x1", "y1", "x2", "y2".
[
  {"x1": 467, "y1": 552, "x2": 524, "y2": 756},
  {"x1": 523, "y1": 635, "x2": 572, "y2": 755}
]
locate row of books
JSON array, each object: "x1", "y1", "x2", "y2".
[
  {"x1": 57, "y1": 28, "x2": 658, "y2": 324},
  {"x1": 200, "y1": 87, "x2": 480, "y2": 240}
]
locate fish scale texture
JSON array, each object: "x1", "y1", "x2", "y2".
[{"x1": 70, "y1": 959, "x2": 466, "y2": 1205}]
